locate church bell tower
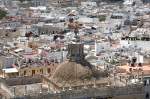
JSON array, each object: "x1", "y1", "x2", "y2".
[{"x1": 67, "y1": 42, "x2": 84, "y2": 62}]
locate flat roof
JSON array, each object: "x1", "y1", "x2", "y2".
[
  {"x1": 14, "y1": 48, "x2": 24, "y2": 52},
  {"x1": 118, "y1": 64, "x2": 150, "y2": 75},
  {"x1": 3, "y1": 68, "x2": 18, "y2": 73}
]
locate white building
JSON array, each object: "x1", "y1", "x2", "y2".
[
  {"x1": 0, "y1": 0, "x2": 12, "y2": 7},
  {"x1": 123, "y1": 0, "x2": 135, "y2": 5},
  {"x1": 81, "y1": 1, "x2": 97, "y2": 7},
  {"x1": 31, "y1": 0, "x2": 48, "y2": 7},
  {"x1": 95, "y1": 40, "x2": 110, "y2": 56},
  {"x1": 120, "y1": 40, "x2": 150, "y2": 51}
]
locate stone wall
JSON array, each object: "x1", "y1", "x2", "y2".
[
  {"x1": 12, "y1": 85, "x2": 144, "y2": 99},
  {"x1": 5, "y1": 75, "x2": 43, "y2": 86}
]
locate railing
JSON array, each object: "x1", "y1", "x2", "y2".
[
  {"x1": 4, "y1": 75, "x2": 43, "y2": 86},
  {"x1": 11, "y1": 84, "x2": 144, "y2": 99},
  {"x1": 0, "y1": 76, "x2": 144, "y2": 99}
]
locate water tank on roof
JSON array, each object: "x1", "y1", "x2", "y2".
[
  {"x1": 131, "y1": 63, "x2": 135, "y2": 67},
  {"x1": 132, "y1": 57, "x2": 137, "y2": 63},
  {"x1": 138, "y1": 63, "x2": 142, "y2": 67},
  {"x1": 129, "y1": 68, "x2": 132, "y2": 72}
]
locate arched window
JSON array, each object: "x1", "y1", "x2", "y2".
[{"x1": 47, "y1": 68, "x2": 51, "y2": 73}]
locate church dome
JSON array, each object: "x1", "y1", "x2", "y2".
[
  {"x1": 50, "y1": 35, "x2": 108, "y2": 84},
  {"x1": 51, "y1": 60, "x2": 93, "y2": 83}
]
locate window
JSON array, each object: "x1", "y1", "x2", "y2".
[
  {"x1": 32, "y1": 70, "x2": 35, "y2": 76},
  {"x1": 47, "y1": 68, "x2": 51, "y2": 73},
  {"x1": 24, "y1": 71, "x2": 26, "y2": 76},
  {"x1": 40, "y1": 69, "x2": 43, "y2": 74}
]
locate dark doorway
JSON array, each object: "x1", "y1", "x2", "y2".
[{"x1": 32, "y1": 70, "x2": 35, "y2": 76}]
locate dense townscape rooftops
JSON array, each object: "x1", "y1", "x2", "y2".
[{"x1": 0, "y1": 0, "x2": 150, "y2": 99}]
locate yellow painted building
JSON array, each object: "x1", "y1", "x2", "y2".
[
  {"x1": 19, "y1": 64, "x2": 57, "y2": 77},
  {"x1": 2, "y1": 64, "x2": 58, "y2": 78}
]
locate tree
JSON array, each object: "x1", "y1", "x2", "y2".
[
  {"x1": 19, "y1": 0, "x2": 25, "y2": 2},
  {"x1": 98, "y1": 15, "x2": 106, "y2": 22},
  {"x1": 0, "y1": 9, "x2": 7, "y2": 20},
  {"x1": 102, "y1": 0, "x2": 123, "y2": 1},
  {"x1": 18, "y1": 0, "x2": 31, "y2": 3}
]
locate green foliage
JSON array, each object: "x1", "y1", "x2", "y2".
[
  {"x1": 105, "y1": 58, "x2": 119, "y2": 65},
  {"x1": 0, "y1": 9, "x2": 7, "y2": 20},
  {"x1": 18, "y1": 0, "x2": 31, "y2": 3},
  {"x1": 98, "y1": 15, "x2": 106, "y2": 22},
  {"x1": 101, "y1": 0, "x2": 123, "y2": 2},
  {"x1": 18, "y1": 0, "x2": 25, "y2": 2}
]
